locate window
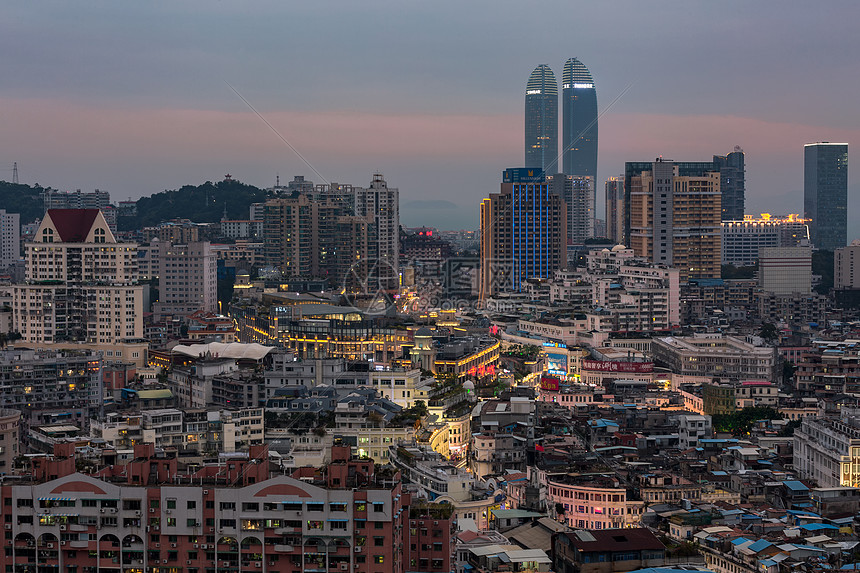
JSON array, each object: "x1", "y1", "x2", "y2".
[
  {"x1": 166, "y1": 500, "x2": 176, "y2": 510},
  {"x1": 374, "y1": 556, "x2": 384, "y2": 564},
  {"x1": 372, "y1": 503, "x2": 384, "y2": 513},
  {"x1": 373, "y1": 537, "x2": 385, "y2": 547},
  {"x1": 187, "y1": 501, "x2": 196, "y2": 510}
]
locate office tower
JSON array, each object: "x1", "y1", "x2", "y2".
[
  {"x1": 12, "y1": 209, "x2": 144, "y2": 345},
  {"x1": 713, "y1": 147, "x2": 745, "y2": 221},
  {"x1": 629, "y1": 159, "x2": 721, "y2": 280},
  {"x1": 524, "y1": 64, "x2": 558, "y2": 175},
  {"x1": 804, "y1": 142, "x2": 849, "y2": 251},
  {"x1": 480, "y1": 171, "x2": 567, "y2": 297},
  {"x1": 721, "y1": 214, "x2": 811, "y2": 267},
  {"x1": 0, "y1": 209, "x2": 20, "y2": 268},
  {"x1": 605, "y1": 176, "x2": 625, "y2": 244},
  {"x1": 758, "y1": 246, "x2": 812, "y2": 295},
  {"x1": 547, "y1": 173, "x2": 594, "y2": 244},
  {"x1": 143, "y1": 239, "x2": 218, "y2": 320},
  {"x1": 562, "y1": 57, "x2": 598, "y2": 180}
]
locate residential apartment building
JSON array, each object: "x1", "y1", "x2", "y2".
[
  {"x1": 0, "y1": 347, "x2": 102, "y2": 431},
  {"x1": 758, "y1": 246, "x2": 812, "y2": 295},
  {"x1": 835, "y1": 241, "x2": 860, "y2": 289},
  {"x1": 652, "y1": 333, "x2": 777, "y2": 381},
  {"x1": 140, "y1": 240, "x2": 218, "y2": 319},
  {"x1": 12, "y1": 209, "x2": 144, "y2": 350},
  {"x1": 0, "y1": 209, "x2": 20, "y2": 269},
  {"x1": 545, "y1": 473, "x2": 644, "y2": 530},
  {"x1": 605, "y1": 176, "x2": 625, "y2": 244},
  {"x1": 629, "y1": 159, "x2": 722, "y2": 280},
  {"x1": 0, "y1": 444, "x2": 454, "y2": 573},
  {"x1": 548, "y1": 173, "x2": 594, "y2": 244},
  {"x1": 794, "y1": 416, "x2": 860, "y2": 488}
]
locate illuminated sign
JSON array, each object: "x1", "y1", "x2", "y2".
[
  {"x1": 563, "y1": 83, "x2": 570, "y2": 89},
  {"x1": 539, "y1": 375, "x2": 560, "y2": 392},
  {"x1": 581, "y1": 360, "x2": 654, "y2": 373},
  {"x1": 542, "y1": 341, "x2": 567, "y2": 349},
  {"x1": 526, "y1": 89, "x2": 542, "y2": 95},
  {"x1": 573, "y1": 83, "x2": 594, "y2": 89}
]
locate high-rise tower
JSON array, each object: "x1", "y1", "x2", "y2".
[
  {"x1": 713, "y1": 147, "x2": 745, "y2": 221},
  {"x1": 804, "y1": 142, "x2": 849, "y2": 251},
  {"x1": 524, "y1": 65, "x2": 558, "y2": 175},
  {"x1": 562, "y1": 58, "x2": 598, "y2": 179}
]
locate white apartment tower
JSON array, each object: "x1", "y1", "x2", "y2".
[
  {"x1": 147, "y1": 239, "x2": 218, "y2": 319},
  {"x1": 352, "y1": 174, "x2": 400, "y2": 290},
  {"x1": 12, "y1": 209, "x2": 143, "y2": 345}
]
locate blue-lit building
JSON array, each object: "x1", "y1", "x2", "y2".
[
  {"x1": 562, "y1": 57, "x2": 598, "y2": 179},
  {"x1": 524, "y1": 64, "x2": 558, "y2": 175},
  {"x1": 804, "y1": 142, "x2": 849, "y2": 251},
  {"x1": 480, "y1": 170, "x2": 567, "y2": 297}
]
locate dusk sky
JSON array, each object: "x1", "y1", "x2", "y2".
[{"x1": 1, "y1": 1, "x2": 857, "y2": 234}]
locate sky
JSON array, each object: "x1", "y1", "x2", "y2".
[{"x1": 0, "y1": 1, "x2": 858, "y2": 234}]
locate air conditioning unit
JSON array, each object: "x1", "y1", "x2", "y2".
[
  {"x1": 60, "y1": 541, "x2": 66, "y2": 546},
  {"x1": 223, "y1": 562, "x2": 230, "y2": 567},
  {"x1": 354, "y1": 547, "x2": 361, "y2": 553},
  {"x1": 146, "y1": 526, "x2": 150, "y2": 532},
  {"x1": 149, "y1": 508, "x2": 155, "y2": 513},
  {"x1": 163, "y1": 560, "x2": 168, "y2": 564},
  {"x1": 340, "y1": 564, "x2": 347, "y2": 571},
  {"x1": 137, "y1": 560, "x2": 143, "y2": 565},
  {"x1": 193, "y1": 544, "x2": 199, "y2": 549},
  {"x1": 3, "y1": 524, "x2": 9, "y2": 530},
  {"x1": 47, "y1": 543, "x2": 54, "y2": 549},
  {"x1": 155, "y1": 543, "x2": 160, "y2": 548},
  {"x1": 255, "y1": 564, "x2": 261, "y2": 569},
  {"x1": 203, "y1": 490, "x2": 209, "y2": 495},
  {"x1": 99, "y1": 509, "x2": 105, "y2": 513},
  {"x1": 171, "y1": 543, "x2": 177, "y2": 548},
  {"x1": 59, "y1": 525, "x2": 67, "y2": 531},
  {"x1": 135, "y1": 511, "x2": 141, "y2": 516},
  {"x1": 165, "y1": 510, "x2": 171, "y2": 515},
  {"x1": 209, "y1": 527, "x2": 215, "y2": 533},
  {"x1": 186, "y1": 561, "x2": 192, "y2": 566},
  {"x1": 109, "y1": 508, "x2": 117, "y2": 514}
]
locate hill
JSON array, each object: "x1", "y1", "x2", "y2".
[
  {"x1": 0, "y1": 181, "x2": 49, "y2": 224},
  {"x1": 119, "y1": 179, "x2": 268, "y2": 231}
]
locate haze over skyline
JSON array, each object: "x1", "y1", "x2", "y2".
[{"x1": 0, "y1": 1, "x2": 856, "y2": 235}]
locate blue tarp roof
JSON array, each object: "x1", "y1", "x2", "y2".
[
  {"x1": 731, "y1": 538, "x2": 753, "y2": 545},
  {"x1": 748, "y1": 539, "x2": 773, "y2": 553},
  {"x1": 799, "y1": 523, "x2": 838, "y2": 531},
  {"x1": 783, "y1": 480, "x2": 809, "y2": 491}
]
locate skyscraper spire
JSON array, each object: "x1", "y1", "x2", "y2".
[{"x1": 524, "y1": 64, "x2": 558, "y2": 175}]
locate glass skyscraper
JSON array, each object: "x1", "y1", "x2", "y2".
[
  {"x1": 804, "y1": 142, "x2": 849, "y2": 251},
  {"x1": 524, "y1": 64, "x2": 558, "y2": 175},
  {"x1": 713, "y1": 147, "x2": 745, "y2": 221},
  {"x1": 562, "y1": 57, "x2": 598, "y2": 179}
]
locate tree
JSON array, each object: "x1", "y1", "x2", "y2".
[
  {"x1": 712, "y1": 406, "x2": 783, "y2": 435},
  {"x1": 759, "y1": 323, "x2": 778, "y2": 342}
]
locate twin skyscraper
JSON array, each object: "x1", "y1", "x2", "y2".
[{"x1": 524, "y1": 58, "x2": 598, "y2": 178}]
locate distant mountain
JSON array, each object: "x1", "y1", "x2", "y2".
[
  {"x1": 0, "y1": 181, "x2": 48, "y2": 224},
  {"x1": 120, "y1": 179, "x2": 267, "y2": 231}
]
